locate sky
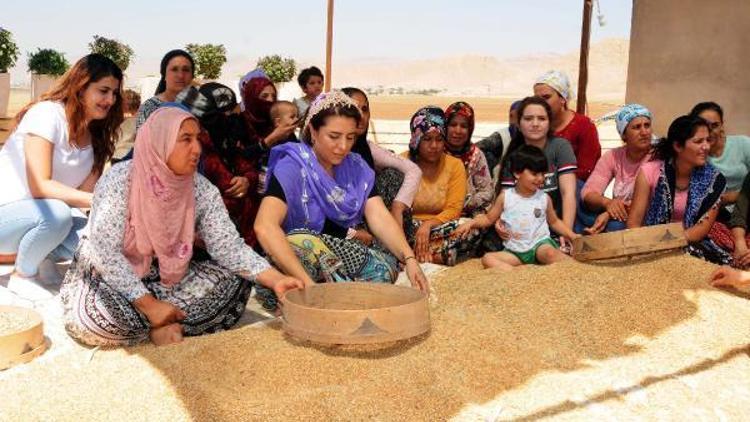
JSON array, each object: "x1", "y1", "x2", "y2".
[{"x1": 2, "y1": 0, "x2": 632, "y2": 84}]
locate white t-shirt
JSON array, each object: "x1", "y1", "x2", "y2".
[
  {"x1": 0, "y1": 101, "x2": 94, "y2": 206},
  {"x1": 500, "y1": 188, "x2": 551, "y2": 253}
]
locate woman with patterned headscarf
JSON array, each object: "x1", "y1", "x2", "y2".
[
  {"x1": 578, "y1": 104, "x2": 654, "y2": 234},
  {"x1": 177, "y1": 82, "x2": 262, "y2": 248},
  {"x1": 402, "y1": 106, "x2": 478, "y2": 266},
  {"x1": 60, "y1": 107, "x2": 304, "y2": 346},
  {"x1": 534, "y1": 70, "x2": 601, "y2": 182},
  {"x1": 444, "y1": 101, "x2": 494, "y2": 217},
  {"x1": 255, "y1": 91, "x2": 429, "y2": 310}
]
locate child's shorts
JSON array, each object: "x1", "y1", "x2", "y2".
[{"x1": 508, "y1": 237, "x2": 559, "y2": 264}]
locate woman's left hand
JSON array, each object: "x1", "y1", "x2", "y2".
[
  {"x1": 272, "y1": 276, "x2": 307, "y2": 299},
  {"x1": 226, "y1": 176, "x2": 250, "y2": 198},
  {"x1": 354, "y1": 229, "x2": 374, "y2": 246},
  {"x1": 710, "y1": 266, "x2": 750, "y2": 289},
  {"x1": 405, "y1": 258, "x2": 430, "y2": 294},
  {"x1": 415, "y1": 223, "x2": 433, "y2": 263}
]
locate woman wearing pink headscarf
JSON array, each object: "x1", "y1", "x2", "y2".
[{"x1": 60, "y1": 107, "x2": 303, "y2": 347}]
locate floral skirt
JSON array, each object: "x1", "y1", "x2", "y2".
[
  {"x1": 408, "y1": 218, "x2": 480, "y2": 266},
  {"x1": 61, "y1": 251, "x2": 252, "y2": 346}
]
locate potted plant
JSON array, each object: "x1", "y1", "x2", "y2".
[
  {"x1": 88, "y1": 35, "x2": 134, "y2": 72},
  {"x1": 0, "y1": 27, "x2": 20, "y2": 117},
  {"x1": 28, "y1": 48, "x2": 69, "y2": 100},
  {"x1": 185, "y1": 43, "x2": 226, "y2": 81}
]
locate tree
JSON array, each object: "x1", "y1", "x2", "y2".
[
  {"x1": 0, "y1": 27, "x2": 20, "y2": 73},
  {"x1": 185, "y1": 43, "x2": 227, "y2": 80},
  {"x1": 27, "y1": 48, "x2": 69, "y2": 76},
  {"x1": 88, "y1": 35, "x2": 134, "y2": 71},
  {"x1": 257, "y1": 55, "x2": 296, "y2": 84}
]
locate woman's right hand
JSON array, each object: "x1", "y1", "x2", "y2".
[
  {"x1": 733, "y1": 244, "x2": 750, "y2": 268},
  {"x1": 710, "y1": 266, "x2": 750, "y2": 289},
  {"x1": 133, "y1": 294, "x2": 186, "y2": 328},
  {"x1": 404, "y1": 258, "x2": 430, "y2": 294},
  {"x1": 584, "y1": 212, "x2": 610, "y2": 235},
  {"x1": 454, "y1": 220, "x2": 475, "y2": 239},
  {"x1": 415, "y1": 223, "x2": 434, "y2": 263},
  {"x1": 264, "y1": 122, "x2": 297, "y2": 147},
  {"x1": 605, "y1": 198, "x2": 629, "y2": 222}
]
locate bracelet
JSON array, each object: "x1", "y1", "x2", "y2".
[{"x1": 402, "y1": 255, "x2": 417, "y2": 263}]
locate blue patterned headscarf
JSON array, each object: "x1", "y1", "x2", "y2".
[
  {"x1": 535, "y1": 70, "x2": 574, "y2": 101},
  {"x1": 409, "y1": 106, "x2": 446, "y2": 156},
  {"x1": 616, "y1": 104, "x2": 652, "y2": 138}
]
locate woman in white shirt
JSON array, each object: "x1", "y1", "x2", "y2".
[{"x1": 0, "y1": 54, "x2": 123, "y2": 302}]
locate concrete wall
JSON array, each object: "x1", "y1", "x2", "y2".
[{"x1": 626, "y1": 0, "x2": 750, "y2": 136}]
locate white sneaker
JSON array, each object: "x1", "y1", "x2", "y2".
[{"x1": 7, "y1": 273, "x2": 54, "y2": 301}]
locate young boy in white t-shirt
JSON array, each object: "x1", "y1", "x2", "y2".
[
  {"x1": 293, "y1": 66, "x2": 324, "y2": 119},
  {"x1": 456, "y1": 144, "x2": 580, "y2": 271}
]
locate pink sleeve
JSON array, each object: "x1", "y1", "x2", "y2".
[
  {"x1": 581, "y1": 149, "x2": 616, "y2": 198},
  {"x1": 639, "y1": 161, "x2": 661, "y2": 191},
  {"x1": 370, "y1": 142, "x2": 422, "y2": 207}
]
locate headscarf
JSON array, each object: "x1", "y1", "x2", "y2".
[
  {"x1": 239, "y1": 68, "x2": 269, "y2": 105},
  {"x1": 509, "y1": 99, "x2": 522, "y2": 138},
  {"x1": 444, "y1": 101, "x2": 476, "y2": 161},
  {"x1": 154, "y1": 49, "x2": 195, "y2": 95},
  {"x1": 241, "y1": 76, "x2": 275, "y2": 138},
  {"x1": 122, "y1": 107, "x2": 198, "y2": 287},
  {"x1": 615, "y1": 103, "x2": 652, "y2": 138},
  {"x1": 408, "y1": 106, "x2": 446, "y2": 158},
  {"x1": 535, "y1": 70, "x2": 574, "y2": 101},
  {"x1": 178, "y1": 83, "x2": 246, "y2": 164}
]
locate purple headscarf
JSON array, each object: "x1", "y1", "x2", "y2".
[{"x1": 266, "y1": 142, "x2": 375, "y2": 233}]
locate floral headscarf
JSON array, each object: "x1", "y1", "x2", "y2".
[
  {"x1": 409, "y1": 105, "x2": 446, "y2": 157},
  {"x1": 535, "y1": 70, "x2": 574, "y2": 101},
  {"x1": 444, "y1": 101, "x2": 475, "y2": 156},
  {"x1": 615, "y1": 103, "x2": 652, "y2": 138}
]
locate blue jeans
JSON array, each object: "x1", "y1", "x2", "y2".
[
  {"x1": 0, "y1": 199, "x2": 87, "y2": 276},
  {"x1": 574, "y1": 179, "x2": 627, "y2": 234}
]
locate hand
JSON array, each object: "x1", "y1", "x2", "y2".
[
  {"x1": 225, "y1": 176, "x2": 250, "y2": 198},
  {"x1": 134, "y1": 295, "x2": 186, "y2": 328},
  {"x1": 415, "y1": 222, "x2": 434, "y2": 263},
  {"x1": 353, "y1": 229, "x2": 374, "y2": 246},
  {"x1": 733, "y1": 246, "x2": 750, "y2": 268},
  {"x1": 584, "y1": 212, "x2": 610, "y2": 235},
  {"x1": 494, "y1": 219, "x2": 511, "y2": 241},
  {"x1": 404, "y1": 258, "x2": 430, "y2": 294},
  {"x1": 454, "y1": 220, "x2": 475, "y2": 240},
  {"x1": 264, "y1": 122, "x2": 297, "y2": 147},
  {"x1": 710, "y1": 266, "x2": 750, "y2": 289},
  {"x1": 271, "y1": 276, "x2": 307, "y2": 299},
  {"x1": 605, "y1": 198, "x2": 629, "y2": 222},
  {"x1": 558, "y1": 236, "x2": 571, "y2": 254}
]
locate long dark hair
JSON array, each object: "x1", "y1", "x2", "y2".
[
  {"x1": 341, "y1": 86, "x2": 376, "y2": 167},
  {"x1": 689, "y1": 101, "x2": 723, "y2": 121},
  {"x1": 15, "y1": 54, "x2": 124, "y2": 174},
  {"x1": 155, "y1": 49, "x2": 195, "y2": 95},
  {"x1": 500, "y1": 96, "x2": 554, "y2": 174},
  {"x1": 651, "y1": 115, "x2": 710, "y2": 162}
]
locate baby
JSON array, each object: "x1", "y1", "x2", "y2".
[{"x1": 257, "y1": 101, "x2": 299, "y2": 193}]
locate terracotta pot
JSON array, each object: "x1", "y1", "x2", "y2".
[
  {"x1": 31, "y1": 74, "x2": 57, "y2": 101},
  {"x1": 0, "y1": 73, "x2": 9, "y2": 118}
]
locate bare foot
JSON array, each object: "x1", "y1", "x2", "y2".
[{"x1": 149, "y1": 323, "x2": 184, "y2": 346}]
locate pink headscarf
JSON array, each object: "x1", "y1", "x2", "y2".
[{"x1": 122, "y1": 107, "x2": 198, "y2": 286}]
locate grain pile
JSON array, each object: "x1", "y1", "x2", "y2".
[
  {"x1": 1, "y1": 254, "x2": 749, "y2": 421},
  {"x1": 0, "y1": 310, "x2": 35, "y2": 336}
]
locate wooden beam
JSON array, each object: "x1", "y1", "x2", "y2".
[
  {"x1": 325, "y1": 0, "x2": 334, "y2": 92},
  {"x1": 577, "y1": 0, "x2": 593, "y2": 114}
]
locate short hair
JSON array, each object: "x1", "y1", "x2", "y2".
[
  {"x1": 122, "y1": 89, "x2": 141, "y2": 114},
  {"x1": 509, "y1": 144, "x2": 548, "y2": 174},
  {"x1": 270, "y1": 100, "x2": 297, "y2": 120},
  {"x1": 689, "y1": 101, "x2": 724, "y2": 122},
  {"x1": 297, "y1": 66, "x2": 324, "y2": 88}
]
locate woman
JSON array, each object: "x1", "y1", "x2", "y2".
[
  {"x1": 476, "y1": 99, "x2": 522, "y2": 183},
  {"x1": 690, "y1": 101, "x2": 750, "y2": 208},
  {"x1": 716, "y1": 173, "x2": 750, "y2": 267},
  {"x1": 533, "y1": 70, "x2": 600, "y2": 182},
  {"x1": 578, "y1": 104, "x2": 653, "y2": 234},
  {"x1": 239, "y1": 71, "x2": 297, "y2": 152},
  {"x1": 444, "y1": 101, "x2": 494, "y2": 217},
  {"x1": 342, "y1": 87, "x2": 422, "y2": 231},
  {"x1": 254, "y1": 91, "x2": 428, "y2": 294},
  {"x1": 136, "y1": 49, "x2": 195, "y2": 130},
  {"x1": 177, "y1": 83, "x2": 261, "y2": 248},
  {"x1": 61, "y1": 107, "x2": 303, "y2": 347},
  {"x1": 627, "y1": 115, "x2": 729, "y2": 264},
  {"x1": 500, "y1": 96, "x2": 578, "y2": 249},
  {"x1": 402, "y1": 106, "x2": 477, "y2": 265},
  {"x1": 0, "y1": 54, "x2": 123, "y2": 302}
]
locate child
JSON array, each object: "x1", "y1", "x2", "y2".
[
  {"x1": 257, "y1": 100, "x2": 299, "y2": 193},
  {"x1": 293, "y1": 66, "x2": 324, "y2": 118},
  {"x1": 456, "y1": 144, "x2": 580, "y2": 270},
  {"x1": 112, "y1": 89, "x2": 141, "y2": 162}
]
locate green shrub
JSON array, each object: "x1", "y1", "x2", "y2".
[
  {"x1": 257, "y1": 55, "x2": 297, "y2": 84},
  {"x1": 28, "y1": 48, "x2": 70, "y2": 75},
  {"x1": 88, "y1": 35, "x2": 134, "y2": 71},
  {"x1": 0, "y1": 27, "x2": 20, "y2": 73},
  {"x1": 185, "y1": 43, "x2": 226, "y2": 80}
]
